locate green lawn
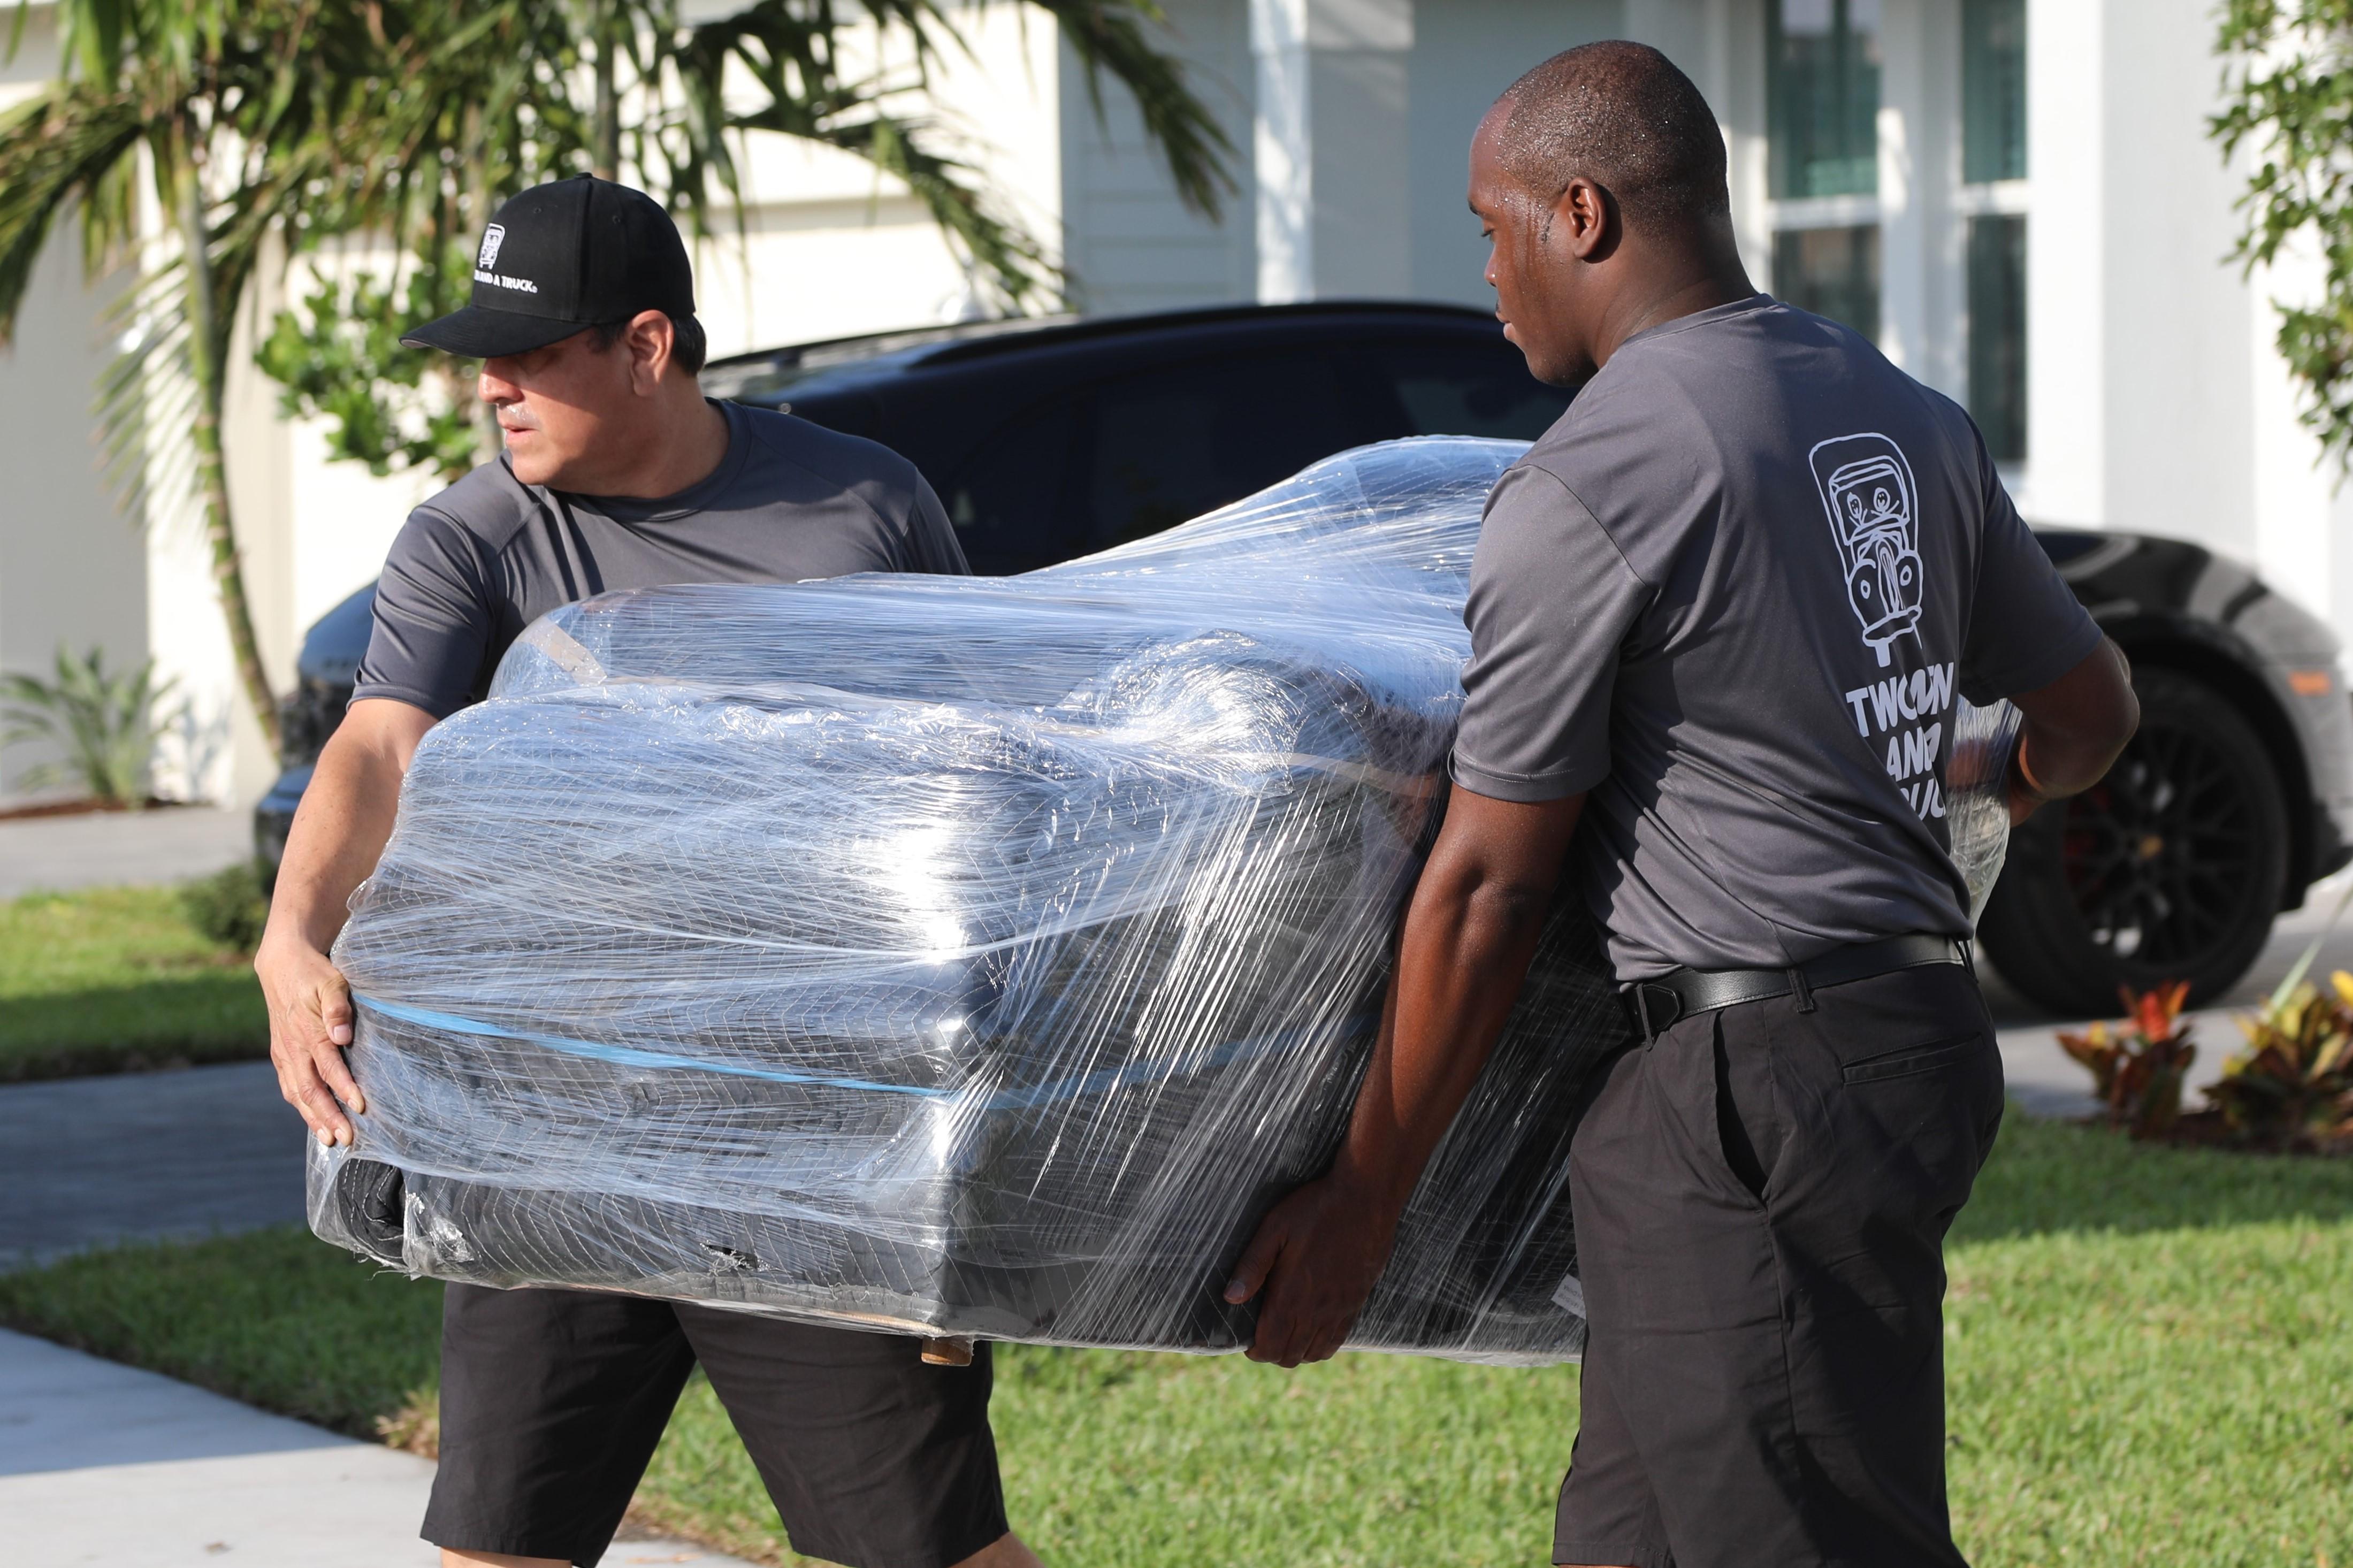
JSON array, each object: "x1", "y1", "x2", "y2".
[
  {"x1": 0, "y1": 884, "x2": 269, "y2": 1080},
  {"x1": 3, "y1": 1115, "x2": 2349, "y2": 1567}
]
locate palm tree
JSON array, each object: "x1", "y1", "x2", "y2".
[
  {"x1": 651, "y1": 1, "x2": 1234, "y2": 308},
  {"x1": 268, "y1": 1, "x2": 1235, "y2": 483},
  {"x1": 0, "y1": 0, "x2": 539, "y2": 746},
  {"x1": 0, "y1": 0, "x2": 1231, "y2": 745},
  {"x1": 0, "y1": 0, "x2": 388, "y2": 750}
]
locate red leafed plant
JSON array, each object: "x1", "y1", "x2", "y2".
[
  {"x1": 2056, "y1": 982, "x2": 2197, "y2": 1139},
  {"x1": 2206, "y1": 970, "x2": 2353, "y2": 1151}
]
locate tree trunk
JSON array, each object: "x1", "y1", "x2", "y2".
[
  {"x1": 177, "y1": 150, "x2": 280, "y2": 756},
  {"x1": 462, "y1": 104, "x2": 501, "y2": 470},
  {"x1": 592, "y1": 0, "x2": 619, "y2": 181}
]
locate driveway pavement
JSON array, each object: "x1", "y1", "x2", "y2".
[
  {"x1": 0, "y1": 1328, "x2": 755, "y2": 1567},
  {"x1": 1983, "y1": 865, "x2": 2353, "y2": 1117},
  {"x1": 0, "y1": 805, "x2": 253, "y2": 899}
]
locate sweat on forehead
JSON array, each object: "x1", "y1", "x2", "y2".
[{"x1": 1489, "y1": 41, "x2": 1729, "y2": 228}]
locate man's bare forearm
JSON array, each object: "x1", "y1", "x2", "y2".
[
  {"x1": 263, "y1": 700, "x2": 433, "y2": 953},
  {"x1": 2011, "y1": 638, "x2": 2139, "y2": 812},
  {"x1": 1342, "y1": 868, "x2": 1557, "y2": 1210},
  {"x1": 257, "y1": 701, "x2": 434, "y2": 1142},
  {"x1": 1336, "y1": 789, "x2": 1589, "y2": 1216},
  {"x1": 1226, "y1": 786, "x2": 1586, "y2": 1364}
]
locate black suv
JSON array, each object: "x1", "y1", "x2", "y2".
[{"x1": 261, "y1": 300, "x2": 2353, "y2": 1017}]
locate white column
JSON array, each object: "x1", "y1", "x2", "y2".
[
  {"x1": 1252, "y1": 0, "x2": 1313, "y2": 302},
  {"x1": 2014, "y1": 0, "x2": 2105, "y2": 526},
  {"x1": 1875, "y1": 0, "x2": 1961, "y2": 395},
  {"x1": 2245, "y1": 221, "x2": 2353, "y2": 642},
  {"x1": 1702, "y1": 0, "x2": 1775, "y2": 288},
  {"x1": 1875, "y1": 0, "x2": 1924, "y2": 376},
  {"x1": 1251, "y1": 0, "x2": 1414, "y2": 303}
]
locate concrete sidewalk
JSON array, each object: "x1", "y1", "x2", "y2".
[
  {"x1": 0, "y1": 804, "x2": 253, "y2": 899},
  {"x1": 0, "y1": 1328, "x2": 757, "y2": 1567}
]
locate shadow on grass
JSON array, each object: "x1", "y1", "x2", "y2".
[
  {"x1": 1954, "y1": 1108, "x2": 2353, "y2": 1243},
  {"x1": 0, "y1": 976, "x2": 268, "y2": 1082}
]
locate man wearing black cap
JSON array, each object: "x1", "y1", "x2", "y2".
[{"x1": 256, "y1": 175, "x2": 1041, "y2": 1568}]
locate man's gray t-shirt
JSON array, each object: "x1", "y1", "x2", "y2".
[
  {"x1": 354, "y1": 400, "x2": 968, "y2": 716},
  {"x1": 1450, "y1": 295, "x2": 2100, "y2": 980}
]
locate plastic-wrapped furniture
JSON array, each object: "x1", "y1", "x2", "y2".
[{"x1": 312, "y1": 438, "x2": 2017, "y2": 1364}]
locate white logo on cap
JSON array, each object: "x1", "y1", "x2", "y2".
[{"x1": 477, "y1": 224, "x2": 506, "y2": 270}]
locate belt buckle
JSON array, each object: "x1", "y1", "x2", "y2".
[{"x1": 1633, "y1": 981, "x2": 1683, "y2": 1042}]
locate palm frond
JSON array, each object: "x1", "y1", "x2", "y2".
[
  {"x1": 1029, "y1": 0, "x2": 1234, "y2": 218},
  {"x1": 0, "y1": 82, "x2": 145, "y2": 343},
  {"x1": 814, "y1": 108, "x2": 1060, "y2": 308}
]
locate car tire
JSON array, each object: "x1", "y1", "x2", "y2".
[{"x1": 1978, "y1": 666, "x2": 2289, "y2": 1016}]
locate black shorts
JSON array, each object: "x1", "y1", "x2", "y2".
[
  {"x1": 1555, "y1": 961, "x2": 2003, "y2": 1568},
  {"x1": 423, "y1": 1284, "x2": 1009, "y2": 1568}
]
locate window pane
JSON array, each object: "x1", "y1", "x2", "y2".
[
  {"x1": 1774, "y1": 225, "x2": 1881, "y2": 341},
  {"x1": 1081, "y1": 353, "x2": 1355, "y2": 552},
  {"x1": 1373, "y1": 342, "x2": 1574, "y2": 440},
  {"x1": 942, "y1": 401, "x2": 1081, "y2": 575},
  {"x1": 1769, "y1": 0, "x2": 1882, "y2": 198},
  {"x1": 1967, "y1": 214, "x2": 2027, "y2": 462},
  {"x1": 1962, "y1": 0, "x2": 2027, "y2": 182}
]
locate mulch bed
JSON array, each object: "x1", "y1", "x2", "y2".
[
  {"x1": 0, "y1": 798, "x2": 189, "y2": 822},
  {"x1": 2088, "y1": 1107, "x2": 2353, "y2": 1157}
]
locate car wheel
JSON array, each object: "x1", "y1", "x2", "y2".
[{"x1": 1978, "y1": 666, "x2": 2289, "y2": 1016}]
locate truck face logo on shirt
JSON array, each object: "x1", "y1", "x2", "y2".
[{"x1": 1810, "y1": 433, "x2": 1924, "y2": 668}]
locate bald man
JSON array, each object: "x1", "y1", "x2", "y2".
[{"x1": 1221, "y1": 42, "x2": 2137, "y2": 1568}]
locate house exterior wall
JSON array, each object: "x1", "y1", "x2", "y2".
[
  {"x1": 0, "y1": 231, "x2": 151, "y2": 806},
  {"x1": 0, "y1": 5, "x2": 152, "y2": 807},
  {"x1": 1060, "y1": 0, "x2": 1256, "y2": 312},
  {"x1": 1409, "y1": 0, "x2": 1623, "y2": 307}
]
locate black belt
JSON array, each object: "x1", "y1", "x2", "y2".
[{"x1": 1629, "y1": 934, "x2": 1969, "y2": 1041}]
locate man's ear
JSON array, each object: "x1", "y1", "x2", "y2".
[
  {"x1": 1549, "y1": 177, "x2": 1617, "y2": 262},
  {"x1": 625, "y1": 309, "x2": 674, "y2": 395}
]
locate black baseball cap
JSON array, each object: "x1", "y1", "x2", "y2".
[{"x1": 402, "y1": 174, "x2": 697, "y2": 359}]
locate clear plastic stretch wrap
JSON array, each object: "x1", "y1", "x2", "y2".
[{"x1": 310, "y1": 437, "x2": 2021, "y2": 1365}]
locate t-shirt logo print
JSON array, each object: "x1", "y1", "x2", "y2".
[
  {"x1": 1810, "y1": 433, "x2": 1924, "y2": 668},
  {"x1": 477, "y1": 224, "x2": 506, "y2": 271}
]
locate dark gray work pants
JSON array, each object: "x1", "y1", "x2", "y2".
[{"x1": 1555, "y1": 962, "x2": 2003, "y2": 1568}]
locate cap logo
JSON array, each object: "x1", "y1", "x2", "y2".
[{"x1": 477, "y1": 224, "x2": 506, "y2": 270}]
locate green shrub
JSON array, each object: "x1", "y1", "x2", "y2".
[
  {"x1": 2207, "y1": 969, "x2": 2353, "y2": 1150},
  {"x1": 180, "y1": 860, "x2": 271, "y2": 952},
  {"x1": 0, "y1": 643, "x2": 180, "y2": 806}
]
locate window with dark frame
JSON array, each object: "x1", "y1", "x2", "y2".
[
  {"x1": 1768, "y1": 0, "x2": 1883, "y2": 343},
  {"x1": 1961, "y1": 0, "x2": 2027, "y2": 460},
  {"x1": 1775, "y1": 225, "x2": 1882, "y2": 343},
  {"x1": 1768, "y1": 0, "x2": 1883, "y2": 200},
  {"x1": 1962, "y1": 0, "x2": 2027, "y2": 184},
  {"x1": 1967, "y1": 216, "x2": 2027, "y2": 463}
]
